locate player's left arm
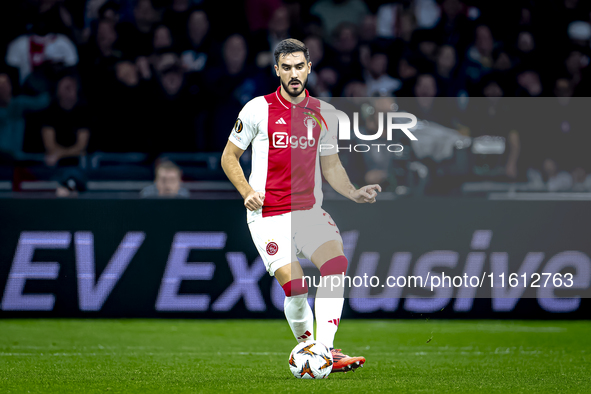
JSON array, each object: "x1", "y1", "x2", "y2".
[{"x1": 320, "y1": 153, "x2": 381, "y2": 203}]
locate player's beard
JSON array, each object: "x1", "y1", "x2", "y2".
[{"x1": 281, "y1": 74, "x2": 308, "y2": 98}]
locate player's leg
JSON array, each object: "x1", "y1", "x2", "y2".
[
  {"x1": 294, "y1": 209, "x2": 365, "y2": 372},
  {"x1": 247, "y1": 213, "x2": 314, "y2": 343},
  {"x1": 310, "y1": 239, "x2": 365, "y2": 372},
  {"x1": 310, "y1": 240, "x2": 347, "y2": 348},
  {"x1": 274, "y1": 262, "x2": 314, "y2": 342},
  {"x1": 293, "y1": 210, "x2": 347, "y2": 348}
]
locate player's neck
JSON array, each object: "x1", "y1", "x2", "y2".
[{"x1": 279, "y1": 85, "x2": 306, "y2": 104}]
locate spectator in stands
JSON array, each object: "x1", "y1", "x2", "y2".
[
  {"x1": 395, "y1": 57, "x2": 422, "y2": 96},
  {"x1": 99, "y1": 1, "x2": 121, "y2": 25},
  {"x1": 410, "y1": 27, "x2": 441, "y2": 65},
  {"x1": 83, "y1": 0, "x2": 122, "y2": 44},
  {"x1": 220, "y1": 34, "x2": 267, "y2": 97},
  {"x1": 464, "y1": 75, "x2": 520, "y2": 179},
  {"x1": 40, "y1": 75, "x2": 90, "y2": 167},
  {"x1": 516, "y1": 69, "x2": 544, "y2": 97},
  {"x1": 161, "y1": 0, "x2": 192, "y2": 42},
  {"x1": 310, "y1": 0, "x2": 369, "y2": 38},
  {"x1": 432, "y1": 0, "x2": 474, "y2": 57},
  {"x1": 0, "y1": 71, "x2": 50, "y2": 163},
  {"x1": 180, "y1": 8, "x2": 212, "y2": 78},
  {"x1": 252, "y1": 6, "x2": 293, "y2": 71},
  {"x1": 514, "y1": 30, "x2": 539, "y2": 70},
  {"x1": 358, "y1": 96, "x2": 399, "y2": 188},
  {"x1": 95, "y1": 19, "x2": 120, "y2": 59},
  {"x1": 464, "y1": 24, "x2": 495, "y2": 93},
  {"x1": 303, "y1": 35, "x2": 340, "y2": 97},
  {"x1": 550, "y1": 77, "x2": 578, "y2": 169},
  {"x1": 204, "y1": 34, "x2": 268, "y2": 150},
  {"x1": 304, "y1": 34, "x2": 325, "y2": 69},
  {"x1": 152, "y1": 24, "x2": 174, "y2": 52},
  {"x1": 384, "y1": 10, "x2": 418, "y2": 77},
  {"x1": 149, "y1": 52, "x2": 204, "y2": 153},
  {"x1": 358, "y1": 15, "x2": 378, "y2": 44},
  {"x1": 552, "y1": 77, "x2": 590, "y2": 189},
  {"x1": 117, "y1": 0, "x2": 161, "y2": 58},
  {"x1": 301, "y1": 14, "x2": 325, "y2": 39},
  {"x1": 402, "y1": 73, "x2": 463, "y2": 135},
  {"x1": 524, "y1": 76, "x2": 586, "y2": 191},
  {"x1": 567, "y1": 20, "x2": 591, "y2": 49},
  {"x1": 330, "y1": 23, "x2": 364, "y2": 94},
  {"x1": 36, "y1": 0, "x2": 77, "y2": 40},
  {"x1": 564, "y1": 49, "x2": 588, "y2": 92},
  {"x1": 0, "y1": 0, "x2": 589, "y2": 195},
  {"x1": 343, "y1": 79, "x2": 368, "y2": 98},
  {"x1": 93, "y1": 59, "x2": 152, "y2": 153},
  {"x1": 245, "y1": 0, "x2": 282, "y2": 33},
  {"x1": 363, "y1": 45, "x2": 401, "y2": 96},
  {"x1": 55, "y1": 169, "x2": 87, "y2": 197},
  {"x1": 140, "y1": 160, "x2": 189, "y2": 197},
  {"x1": 5, "y1": 17, "x2": 78, "y2": 85},
  {"x1": 376, "y1": 0, "x2": 440, "y2": 39},
  {"x1": 314, "y1": 68, "x2": 340, "y2": 97},
  {"x1": 408, "y1": 74, "x2": 438, "y2": 115},
  {"x1": 492, "y1": 48, "x2": 513, "y2": 73},
  {"x1": 435, "y1": 45, "x2": 465, "y2": 97},
  {"x1": 80, "y1": 19, "x2": 120, "y2": 99},
  {"x1": 554, "y1": 77, "x2": 575, "y2": 100},
  {"x1": 527, "y1": 158, "x2": 575, "y2": 192},
  {"x1": 148, "y1": 24, "x2": 177, "y2": 76}
]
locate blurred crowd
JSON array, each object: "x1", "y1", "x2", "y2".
[{"x1": 1, "y1": 0, "x2": 591, "y2": 196}]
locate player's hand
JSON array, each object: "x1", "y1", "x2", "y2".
[
  {"x1": 244, "y1": 191, "x2": 265, "y2": 211},
  {"x1": 350, "y1": 184, "x2": 381, "y2": 203}
]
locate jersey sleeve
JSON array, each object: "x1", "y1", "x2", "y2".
[
  {"x1": 228, "y1": 99, "x2": 259, "y2": 150},
  {"x1": 319, "y1": 100, "x2": 338, "y2": 156}
]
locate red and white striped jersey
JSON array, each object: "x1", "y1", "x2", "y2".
[{"x1": 229, "y1": 87, "x2": 338, "y2": 223}]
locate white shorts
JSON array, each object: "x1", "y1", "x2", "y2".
[{"x1": 248, "y1": 208, "x2": 343, "y2": 276}]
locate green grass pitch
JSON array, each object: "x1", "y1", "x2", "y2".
[{"x1": 1, "y1": 319, "x2": 590, "y2": 393}]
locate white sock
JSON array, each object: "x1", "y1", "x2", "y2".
[
  {"x1": 315, "y1": 280, "x2": 345, "y2": 349},
  {"x1": 284, "y1": 295, "x2": 314, "y2": 342}
]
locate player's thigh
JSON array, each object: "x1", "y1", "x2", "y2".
[
  {"x1": 273, "y1": 260, "x2": 305, "y2": 287},
  {"x1": 293, "y1": 209, "x2": 344, "y2": 269},
  {"x1": 310, "y1": 240, "x2": 344, "y2": 269},
  {"x1": 248, "y1": 213, "x2": 297, "y2": 277}
]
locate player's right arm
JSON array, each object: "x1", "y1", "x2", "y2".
[
  {"x1": 221, "y1": 141, "x2": 265, "y2": 211},
  {"x1": 222, "y1": 98, "x2": 266, "y2": 211}
]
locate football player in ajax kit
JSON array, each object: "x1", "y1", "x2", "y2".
[{"x1": 221, "y1": 38, "x2": 380, "y2": 373}]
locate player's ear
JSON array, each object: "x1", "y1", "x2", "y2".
[
  {"x1": 308, "y1": 62, "x2": 312, "y2": 74},
  {"x1": 274, "y1": 64, "x2": 280, "y2": 77}
]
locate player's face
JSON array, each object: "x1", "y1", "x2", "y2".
[{"x1": 275, "y1": 52, "x2": 311, "y2": 98}]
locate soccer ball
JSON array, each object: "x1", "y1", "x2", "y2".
[{"x1": 288, "y1": 340, "x2": 333, "y2": 379}]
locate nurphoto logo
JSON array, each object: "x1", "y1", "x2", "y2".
[{"x1": 303, "y1": 107, "x2": 418, "y2": 153}]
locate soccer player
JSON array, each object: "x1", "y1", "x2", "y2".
[{"x1": 221, "y1": 38, "x2": 380, "y2": 373}]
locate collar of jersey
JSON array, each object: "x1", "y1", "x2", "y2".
[{"x1": 275, "y1": 86, "x2": 310, "y2": 110}]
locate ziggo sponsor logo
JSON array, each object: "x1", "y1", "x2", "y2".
[
  {"x1": 273, "y1": 130, "x2": 404, "y2": 153},
  {"x1": 272, "y1": 132, "x2": 317, "y2": 149}
]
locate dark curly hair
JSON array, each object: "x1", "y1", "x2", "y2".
[{"x1": 273, "y1": 38, "x2": 310, "y2": 66}]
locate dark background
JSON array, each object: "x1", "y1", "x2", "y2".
[{"x1": 1, "y1": 0, "x2": 591, "y2": 195}]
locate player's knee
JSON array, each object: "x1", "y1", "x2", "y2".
[
  {"x1": 282, "y1": 278, "x2": 309, "y2": 297},
  {"x1": 319, "y1": 255, "x2": 348, "y2": 277}
]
